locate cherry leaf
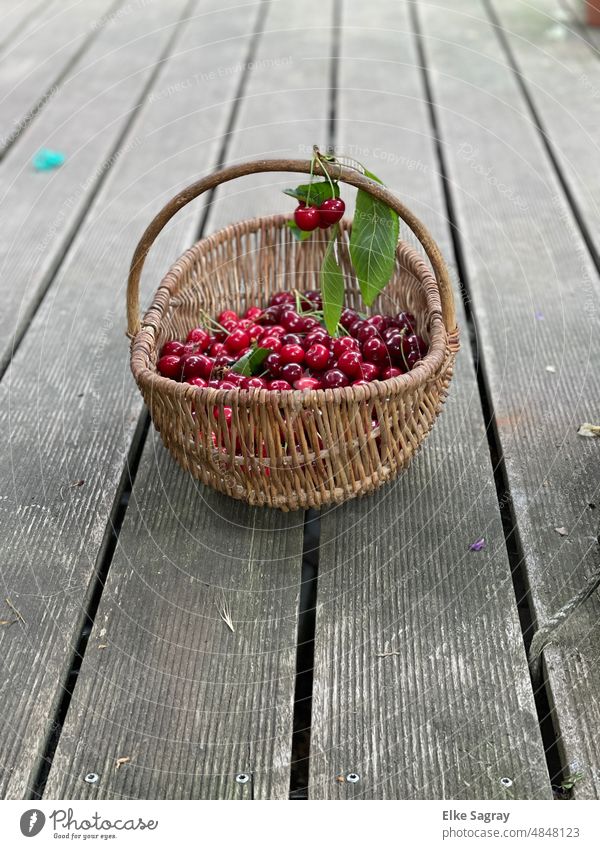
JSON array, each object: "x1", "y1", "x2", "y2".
[{"x1": 320, "y1": 224, "x2": 344, "y2": 336}]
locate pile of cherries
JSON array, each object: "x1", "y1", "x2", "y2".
[{"x1": 156, "y1": 290, "x2": 428, "y2": 391}]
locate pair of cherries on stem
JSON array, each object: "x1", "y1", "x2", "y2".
[{"x1": 294, "y1": 197, "x2": 345, "y2": 231}]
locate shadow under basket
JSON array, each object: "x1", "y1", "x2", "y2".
[{"x1": 127, "y1": 159, "x2": 460, "y2": 511}]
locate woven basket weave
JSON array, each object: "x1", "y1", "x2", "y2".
[{"x1": 127, "y1": 159, "x2": 459, "y2": 511}]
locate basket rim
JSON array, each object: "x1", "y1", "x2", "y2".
[{"x1": 130, "y1": 215, "x2": 456, "y2": 406}]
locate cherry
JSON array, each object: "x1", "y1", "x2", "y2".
[
  {"x1": 223, "y1": 372, "x2": 244, "y2": 386},
  {"x1": 160, "y1": 340, "x2": 185, "y2": 357},
  {"x1": 305, "y1": 329, "x2": 331, "y2": 348},
  {"x1": 245, "y1": 306, "x2": 263, "y2": 321},
  {"x1": 352, "y1": 379, "x2": 370, "y2": 387},
  {"x1": 207, "y1": 379, "x2": 221, "y2": 389},
  {"x1": 318, "y1": 198, "x2": 345, "y2": 227},
  {"x1": 386, "y1": 334, "x2": 405, "y2": 364},
  {"x1": 260, "y1": 306, "x2": 282, "y2": 325},
  {"x1": 294, "y1": 204, "x2": 320, "y2": 231},
  {"x1": 280, "y1": 310, "x2": 306, "y2": 333},
  {"x1": 279, "y1": 344, "x2": 305, "y2": 365},
  {"x1": 305, "y1": 343, "x2": 330, "y2": 371},
  {"x1": 186, "y1": 376, "x2": 207, "y2": 387},
  {"x1": 332, "y1": 336, "x2": 359, "y2": 358},
  {"x1": 366, "y1": 314, "x2": 386, "y2": 333},
  {"x1": 322, "y1": 368, "x2": 350, "y2": 389},
  {"x1": 361, "y1": 362, "x2": 380, "y2": 381},
  {"x1": 243, "y1": 376, "x2": 268, "y2": 390},
  {"x1": 337, "y1": 350, "x2": 364, "y2": 379},
  {"x1": 405, "y1": 349, "x2": 422, "y2": 369},
  {"x1": 181, "y1": 355, "x2": 210, "y2": 380},
  {"x1": 294, "y1": 376, "x2": 322, "y2": 390},
  {"x1": 268, "y1": 325, "x2": 286, "y2": 337},
  {"x1": 269, "y1": 292, "x2": 295, "y2": 307},
  {"x1": 279, "y1": 362, "x2": 303, "y2": 383},
  {"x1": 219, "y1": 380, "x2": 238, "y2": 391},
  {"x1": 269, "y1": 379, "x2": 292, "y2": 391},
  {"x1": 157, "y1": 354, "x2": 183, "y2": 379},
  {"x1": 349, "y1": 319, "x2": 366, "y2": 338},
  {"x1": 357, "y1": 323, "x2": 380, "y2": 344},
  {"x1": 186, "y1": 327, "x2": 211, "y2": 350},
  {"x1": 340, "y1": 308, "x2": 359, "y2": 330},
  {"x1": 218, "y1": 310, "x2": 238, "y2": 324},
  {"x1": 265, "y1": 352, "x2": 282, "y2": 376},
  {"x1": 395, "y1": 311, "x2": 416, "y2": 333},
  {"x1": 281, "y1": 333, "x2": 304, "y2": 347},
  {"x1": 381, "y1": 366, "x2": 404, "y2": 380},
  {"x1": 260, "y1": 335, "x2": 282, "y2": 352},
  {"x1": 362, "y1": 337, "x2": 390, "y2": 365},
  {"x1": 225, "y1": 328, "x2": 251, "y2": 353},
  {"x1": 303, "y1": 316, "x2": 320, "y2": 332}
]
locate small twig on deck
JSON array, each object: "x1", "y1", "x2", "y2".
[
  {"x1": 216, "y1": 593, "x2": 235, "y2": 633},
  {"x1": 375, "y1": 650, "x2": 402, "y2": 658},
  {"x1": 5, "y1": 598, "x2": 25, "y2": 624},
  {"x1": 528, "y1": 566, "x2": 600, "y2": 683}
]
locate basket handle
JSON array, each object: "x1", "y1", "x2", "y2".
[{"x1": 127, "y1": 158, "x2": 458, "y2": 343}]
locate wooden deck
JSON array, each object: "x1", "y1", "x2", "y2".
[{"x1": 0, "y1": 0, "x2": 598, "y2": 800}]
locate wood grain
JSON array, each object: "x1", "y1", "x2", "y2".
[
  {"x1": 419, "y1": 0, "x2": 600, "y2": 798},
  {"x1": 0, "y1": 0, "x2": 193, "y2": 373},
  {"x1": 0, "y1": 0, "x2": 117, "y2": 157},
  {"x1": 44, "y1": 0, "x2": 334, "y2": 799},
  {"x1": 308, "y1": 0, "x2": 552, "y2": 799},
  {"x1": 0, "y1": 0, "x2": 257, "y2": 799}
]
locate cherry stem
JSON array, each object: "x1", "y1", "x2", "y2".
[{"x1": 313, "y1": 147, "x2": 336, "y2": 197}]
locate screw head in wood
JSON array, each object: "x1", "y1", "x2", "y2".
[
  {"x1": 346, "y1": 772, "x2": 360, "y2": 783},
  {"x1": 84, "y1": 772, "x2": 99, "y2": 784},
  {"x1": 235, "y1": 773, "x2": 250, "y2": 784},
  {"x1": 500, "y1": 777, "x2": 513, "y2": 788}
]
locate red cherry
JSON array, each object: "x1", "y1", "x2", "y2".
[
  {"x1": 222, "y1": 318, "x2": 238, "y2": 333},
  {"x1": 243, "y1": 376, "x2": 268, "y2": 390},
  {"x1": 340, "y1": 308, "x2": 359, "y2": 329},
  {"x1": 395, "y1": 311, "x2": 417, "y2": 333},
  {"x1": 349, "y1": 319, "x2": 366, "y2": 338},
  {"x1": 337, "y1": 350, "x2": 364, "y2": 379},
  {"x1": 332, "y1": 336, "x2": 359, "y2": 358},
  {"x1": 294, "y1": 204, "x2": 320, "y2": 231},
  {"x1": 214, "y1": 352, "x2": 236, "y2": 368},
  {"x1": 279, "y1": 344, "x2": 305, "y2": 365},
  {"x1": 269, "y1": 292, "x2": 295, "y2": 307},
  {"x1": 186, "y1": 327, "x2": 211, "y2": 350},
  {"x1": 268, "y1": 325, "x2": 286, "y2": 337},
  {"x1": 318, "y1": 198, "x2": 346, "y2": 227},
  {"x1": 246, "y1": 323, "x2": 263, "y2": 341},
  {"x1": 352, "y1": 379, "x2": 370, "y2": 387},
  {"x1": 279, "y1": 362, "x2": 303, "y2": 383},
  {"x1": 207, "y1": 379, "x2": 221, "y2": 389},
  {"x1": 186, "y1": 376, "x2": 207, "y2": 387},
  {"x1": 157, "y1": 354, "x2": 183, "y2": 379},
  {"x1": 361, "y1": 362, "x2": 380, "y2": 381},
  {"x1": 160, "y1": 340, "x2": 185, "y2": 357},
  {"x1": 219, "y1": 380, "x2": 238, "y2": 390},
  {"x1": 213, "y1": 405, "x2": 233, "y2": 425},
  {"x1": 245, "y1": 306, "x2": 263, "y2": 320},
  {"x1": 302, "y1": 316, "x2": 320, "y2": 332},
  {"x1": 260, "y1": 335, "x2": 282, "y2": 352},
  {"x1": 260, "y1": 305, "x2": 282, "y2": 325},
  {"x1": 182, "y1": 354, "x2": 213, "y2": 379},
  {"x1": 225, "y1": 328, "x2": 251, "y2": 352},
  {"x1": 305, "y1": 343, "x2": 330, "y2": 371},
  {"x1": 210, "y1": 341, "x2": 226, "y2": 357},
  {"x1": 381, "y1": 366, "x2": 404, "y2": 380},
  {"x1": 386, "y1": 334, "x2": 405, "y2": 364},
  {"x1": 223, "y1": 372, "x2": 244, "y2": 386},
  {"x1": 280, "y1": 310, "x2": 306, "y2": 333},
  {"x1": 265, "y1": 352, "x2": 282, "y2": 377},
  {"x1": 366, "y1": 314, "x2": 387, "y2": 333},
  {"x1": 362, "y1": 337, "x2": 390, "y2": 365},
  {"x1": 281, "y1": 333, "x2": 304, "y2": 346},
  {"x1": 322, "y1": 368, "x2": 350, "y2": 389},
  {"x1": 269, "y1": 379, "x2": 292, "y2": 391},
  {"x1": 218, "y1": 310, "x2": 238, "y2": 324},
  {"x1": 357, "y1": 323, "x2": 380, "y2": 344},
  {"x1": 294, "y1": 377, "x2": 322, "y2": 390},
  {"x1": 405, "y1": 349, "x2": 422, "y2": 369},
  {"x1": 304, "y1": 329, "x2": 331, "y2": 348}
]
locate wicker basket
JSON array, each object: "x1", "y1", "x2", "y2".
[{"x1": 127, "y1": 159, "x2": 459, "y2": 511}]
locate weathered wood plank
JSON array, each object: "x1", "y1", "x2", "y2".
[
  {"x1": 308, "y1": 0, "x2": 552, "y2": 799},
  {"x1": 488, "y1": 0, "x2": 600, "y2": 262},
  {"x1": 0, "y1": 0, "x2": 257, "y2": 799},
  {"x1": 419, "y1": 0, "x2": 600, "y2": 798},
  {"x1": 44, "y1": 0, "x2": 334, "y2": 800},
  {"x1": 0, "y1": 0, "x2": 198, "y2": 374},
  {"x1": 0, "y1": 0, "x2": 117, "y2": 157}
]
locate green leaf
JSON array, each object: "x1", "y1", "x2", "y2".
[
  {"x1": 283, "y1": 180, "x2": 339, "y2": 205},
  {"x1": 320, "y1": 224, "x2": 345, "y2": 336},
  {"x1": 231, "y1": 347, "x2": 270, "y2": 377},
  {"x1": 349, "y1": 170, "x2": 399, "y2": 306},
  {"x1": 286, "y1": 219, "x2": 313, "y2": 242}
]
